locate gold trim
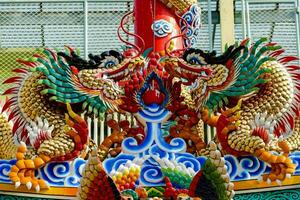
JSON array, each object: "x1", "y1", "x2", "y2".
[
  {"x1": 0, "y1": 183, "x2": 77, "y2": 196},
  {"x1": 234, "y1": 175, "x2": 300, "y2": 190}
]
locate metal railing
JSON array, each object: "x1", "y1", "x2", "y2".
[
  {"x1": 0, "y1": 0, "x2": 217, "y2": 91},
  {"x1": 236, "y1": 0, "x2": 300, "y2": 61},
  {"x1": 80, "y1": 112, "x2": 137, "y2": 145}
]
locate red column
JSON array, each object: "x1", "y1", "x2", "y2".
[{"x1": 133, "y1": 0, "x2": 183, "y2": 53}]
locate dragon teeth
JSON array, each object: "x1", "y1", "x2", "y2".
[
  {"x1": 108, "y1": 71, "x2": 124, "y2": 78},
  {"x1": 181, "y1": 68, "x2": 198, "y2": 75}
]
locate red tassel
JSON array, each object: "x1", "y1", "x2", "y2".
[
  {"x1": 33, "y1": 54, "x2": 46, "y2": 60},
  {"x1": 269, "y1": 49, "x2": 285, "y2": 58},
  {"x1": 274, "y1": 127, "x2": 282, "y2": 137},
  {"x1": 293, "y1": 107, "x2": 300, "y2": 117},
  {"x1": 13, "y1": 68, "x2": 29, "y2": 74},
  {"x1": 287, "y1": 114, "x2": 295, "y2": 129},
  {"x1": 295, "y1": 94, "x2": 300, "y2": 102},
  {"x1": 16, "y1": 59, "x2": 36, "y2": 68},
  {"x1": 252, "y1": 127, "x2": 269, "y2": 143},
  {"x1": 292, "y1": 74, "x2": 300, "y2": 80},
  {"x1": 279, "y1": 56, "x2": 299, "y2": 64},
  {"x1": 12, "y1": 118, "x2": 21, "y2": 134},
  {"x1": 22, "y1": 129, "x2": 30, "y2": 145},
  {"x1": 8, "y1": 110, "x2": 18, "y2": 121},
  {"x1": 2, "y1": 87, "x2": 18, "y2": 95},
  {"x1": 278, "y1": 120, "x2": 286, "y2": 133},
  {"x1": 3, "y1": 77, "x2": 23, "y2": 84},
  {"x1": 287, "y1": 65, "x2": 300, "y2": 71},
  {"x1": 266, "y1": 42, "x2": 277, "y2": 46},
  {"x1": 20, "y1": 127, "x2": 28, "y2": 141},
  {"x1": 2, "y1": 98, "x2": 16, "y2": 112},
  {"x1": 240, "y1": 38, "x2": 250, "y2": 46}
]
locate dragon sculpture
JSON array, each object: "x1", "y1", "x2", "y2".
[
  {"x1": 0, "y1": 0, "x2": 300, "y2": 199},
  {"x1": 164, "y1": 38, "x2": 300, "y2": 183},
  {"x1": 0, "y1": 47, "x2": 144, "y2": 190}
]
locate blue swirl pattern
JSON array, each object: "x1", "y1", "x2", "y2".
[
  {"x1": 65, "y1": 158, "x2": 86, "y2": 186},
  {"x1": 289, "y1": 151, "x2": 300, "y2": 175},
  {"x1": 1, "y1": 152, "x2": 300, "y2": 187},
  {"x1": 104, "y1": 154, "x2": 135, "y2": 175},
  {"x1": 0, "y1": 158, "x2": 86, "y2": 187},
  {"x1": 140, "y1": 165, "x2": 164, "y2": 186},
  {"x1": 122, "y1": 104, "x2": 186, "y2": 154},
  {"x1": 103, "y1": 151, "x2": 300, "y2": 186},
  {"x1": 145, "y1": 144, "x2": 175, "y2": 166},
  {"x1": 151, "y1": 19, "x2": 173, "y2": 37},
  {"x1": 226, "y1": 155, "x2": 272, "y2": 180},
  {"x1": 0, "y1": 159, "x2": 16, "y2": 183},
  {"x1": 176, "y1": 153, "x2": 204, "y2": 172},
  {"x1": 39, "y1": 161, "x2": 70, "y2": 186},
  {"x1": 180, "y1": 4, "x2": 201, "y2": 46}
]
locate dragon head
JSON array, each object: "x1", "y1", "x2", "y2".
[
  {"x1": 164, "y1": 45, "x2": 244, "y2": 110},
  {"x1": 59, "y1": 49, "x2": 144, "y2": 82}
]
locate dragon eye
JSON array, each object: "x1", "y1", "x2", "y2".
[
  {"x1": 186, "y1": 52, "x2": 207, "y2": 65},
  {"x1": 189, "y1": 58, "x2": 200, "y2": 65},
  {"x1": 99, "y1": 56, "x2": 119, "y2": 69}
]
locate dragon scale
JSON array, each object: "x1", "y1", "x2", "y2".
[
  {"x1": 0, "y1": 112, "x2": 16, "y2": 159},
  {"x1": 227, "y1": 60, "x2": 295, "y2": 154},
  {"x1": 18, "y1": 72, "x2": 74, "y2": 157}
]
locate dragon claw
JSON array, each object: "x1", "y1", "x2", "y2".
[
  {"x1": 18, "y1": 142, "x2": 27, "y2": 153},
  {"x1": 35, "y1": 185, "x2": 40, "y2": 192},
  {"x1": 26, "y1": 182, "x2": 32, "y2": 190},
  {"x1": 9, "y1": 143, "x2": 50, "y2": 191},
  {"x1": 276, "y1": 179, "x2": 282, "y2": 186},
  {"x1": 257, "y1": 175, "x2": 263, "y2": 182},
  {"x1": 286, "y1": 173, "x2": 292, "y2": 179},
  {"x1": 15, "y1": 181, "x2": 21, "y2": 188},
  {"x1": 255, "y1": 142, "x2": 295, "y2": 185}
]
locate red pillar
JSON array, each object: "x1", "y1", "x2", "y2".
[{"x1": 133, "y1": 0, "x2": 183, "y2": 53}]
